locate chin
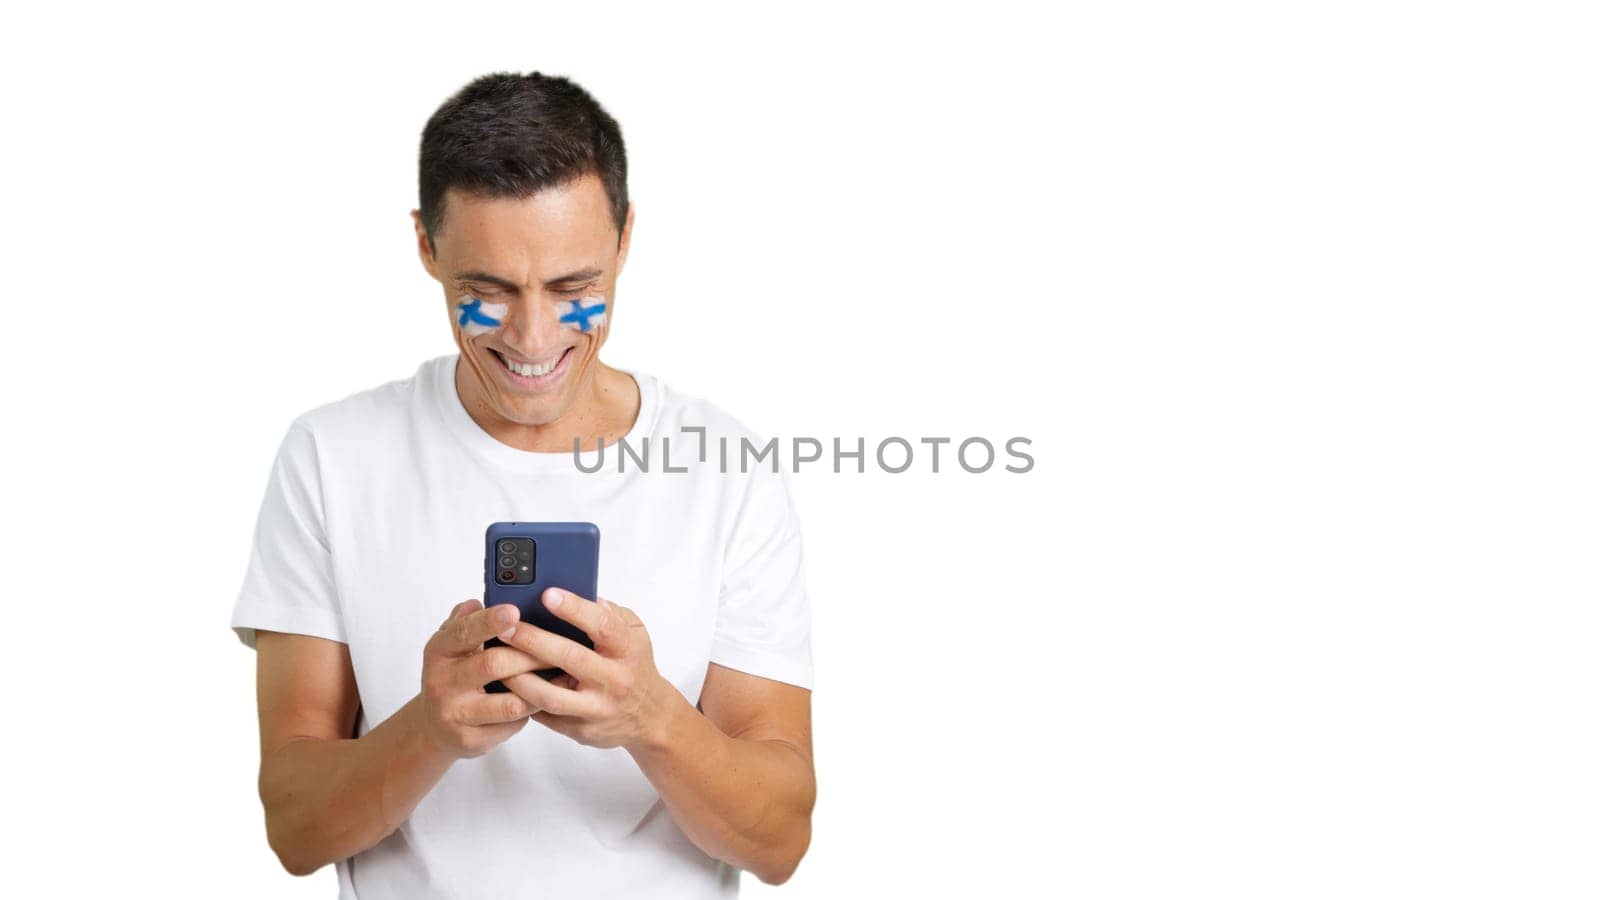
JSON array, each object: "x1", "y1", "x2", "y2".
[{"x1": 495, "y1": 394, "x2": 570, "y2": 427}]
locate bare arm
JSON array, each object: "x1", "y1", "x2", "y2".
[
  {"x1": 629, "y1": 662, "x2": 815, "y2": 885},
  {"x1": 254, "y1": 601, "x2": 547, "y2": 875},
  {"x1": 255, "y1": 631, "x2": 449, "y2": 875},
  {"x1": 501, "y1": 592, "x2": 816, "y2": 884}
]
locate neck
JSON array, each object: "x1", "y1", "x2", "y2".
[{"x1": 455, "y1": 356, "x2": 640, "y2": 453}]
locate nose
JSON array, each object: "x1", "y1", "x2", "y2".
[{"x1": 499, "y1": 296, "x2": 567, "y2": 355}]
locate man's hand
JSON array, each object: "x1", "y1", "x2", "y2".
[
  {"x1": 418, "y1": 599, "x2": 550, "y2": 758},
  {"x1": 500, "y1": 589, "x2": 674, "y2": 750}
]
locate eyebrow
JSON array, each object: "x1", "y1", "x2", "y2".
[{"x1": 452, "y1": 267, "x2": 604, "y2": 290}]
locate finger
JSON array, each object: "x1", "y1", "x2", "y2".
[
  {"x1": 440, "y1": 598, "x2": 479, "y2": 629},
  {"x1": 456, "y1": 690, "x2": 540, "y2": 726},
  {"x1": 456, "y1": 644, "x2": 554, "y2": 692},
  {"x1": 540, "y1": 588, "x2": 625, "y2": 653},
  {"x1": 500, "y1": 618, "x2": 610, "y2": 684},
  {"x1": 497, "y1": 622, "x2": 567, "y2": 669},
  {"x1": 595, "y1": 598, "x2": 643, "y2": 634},
  {"x1": 429, "y1": 602, "x2": 521, "y2": 657},
  {"x1": 598, "y1": 595, "x2": 641, "y2": 625},
  {"x1": 476, "y1": 717, "x2": 530, "y2": 746},
  {"x1": 528, "y1": 709, "x2": 582, "y2": 738},
  {"x1": 503, "y1": 670, "x2": 600, "y2": 718}
]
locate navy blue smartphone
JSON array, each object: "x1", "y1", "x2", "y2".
[{"x1": 482, "y1": 521, "x2": 601, "y2": 693}]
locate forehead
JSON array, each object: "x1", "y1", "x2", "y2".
[{"x1": 435, "y1": 173, "x2": 616, "y2": 279}]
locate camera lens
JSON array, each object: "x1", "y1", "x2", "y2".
[
  {"x1": 499, "y1": 541, "x2": 516, "y2": 554},
  {"x1": 499, "y1": 570, "x2": 515, "y2": 582},
  {"x1": 499, "y1": 555, "x2": 515, "y2": 568}
]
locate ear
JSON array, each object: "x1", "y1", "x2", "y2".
[
  {"x1": 614, "y1": 202, "x2": 635, "y2": 276},
  {"x1": 411, "y1": 209, "x2": 440, "y2": 280}
]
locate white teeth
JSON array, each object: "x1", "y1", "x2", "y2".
[{"x1": 501, "y1": 352, "x2": 558, "y2": 378}]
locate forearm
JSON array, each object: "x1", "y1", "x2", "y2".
[
  {"x1": 626, "y1": 684, "x2": 816, "y2": 884},
  {"x1": 260, "y1": 694, "x2": 455, "y2": 875}
]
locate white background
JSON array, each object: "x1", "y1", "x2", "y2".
[{"x1": 3, "y1": 2, "x2": 1596, "y2": 897}]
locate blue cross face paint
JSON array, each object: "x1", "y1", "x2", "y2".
[
  {"x1": 559, "y1": 295, "x2": 608, "y2": 334},
  {"x1": 456, "y1": 295, "x2": 509, "y2": 336}
]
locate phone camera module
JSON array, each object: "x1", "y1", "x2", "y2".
[{"x1": 491, "y1": 536, "x2": 536, "y2": 585}]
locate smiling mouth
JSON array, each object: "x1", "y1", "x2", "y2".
[{"x1": 489, "y1": 346, "x2": 573, "y2": 384}]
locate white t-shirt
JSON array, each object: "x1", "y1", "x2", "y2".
[{"x1": 231, "y1": 354, "x2": 813, "y2": 899}]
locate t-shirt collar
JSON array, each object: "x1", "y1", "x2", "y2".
[{"x1": 432, "y1": 353, "x2": 659, "y2": 474}]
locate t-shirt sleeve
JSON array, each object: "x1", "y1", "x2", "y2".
[
  {"x1": 230, "y1": 417, "x2": 346, "y2": 649},
  {"x1": 709, "y1": 465, "x2": 814, "y2": 690}
]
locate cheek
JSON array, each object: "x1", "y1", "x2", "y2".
[
  {"x1": 455, "y1": 295, "x2": 510, "y2": 337},
  {"x1": 557, "y1": 294, "x2": 608, "y2": 335}
]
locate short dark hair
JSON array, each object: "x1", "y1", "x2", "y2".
[{"x1": 418, "y1": 71, "x2": 629, "y2": 252}]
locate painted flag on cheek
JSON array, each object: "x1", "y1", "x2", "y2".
[
  {"x1": 559, "y1": 295, "x2": 608, "y2": 333},
  {"x1": 456, "y1": 296, "x2": 508, "y2": 336}
]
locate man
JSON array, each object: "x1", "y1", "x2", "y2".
[{"x1": 230, "y1": 71, "x2": 815, "y2": 898}]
